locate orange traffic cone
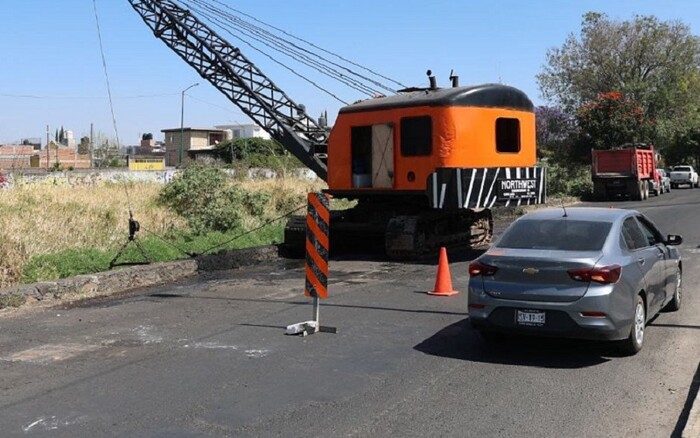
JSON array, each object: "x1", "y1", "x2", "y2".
[{"x1": 428, "y1": 247, "x2": 459, "y2": 296}]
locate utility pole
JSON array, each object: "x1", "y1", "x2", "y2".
[
  {"x1": 45, "y1": 125, "x2": 50, "y2": 170},
  {"x1": 179, "y1": 82, "x2": 199, "y2": 167},
  {"x1": 90, "y1": 123, "x2": 94, "y2": 168}
]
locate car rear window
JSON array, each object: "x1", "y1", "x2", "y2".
[
  {"x1": 674, "y1": 166, "x2": 692, "y2": 172},
  {"x1": 496, "y1": 219, "x2": 612, "y2": 251}
]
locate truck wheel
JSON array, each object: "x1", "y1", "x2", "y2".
[
  {"x1": 642, "y1": 181, "x2": 649, "y2": 200},
  {"x1": 632, "y1": 181, "x2": 643, "y2": 201},
  {"x1": 593, "y1": 181, "x2": 606, "y2": 201}
]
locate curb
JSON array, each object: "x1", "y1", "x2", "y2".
[{"x1": 0, "y1": 245, "x2": 281, "y2": 309}]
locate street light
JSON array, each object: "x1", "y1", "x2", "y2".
[{"x1": 179, "y1": 82, "x2": 199, "y2": 166}]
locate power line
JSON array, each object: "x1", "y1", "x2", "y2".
[{"x1": 0, "y1": 92, "x2": 179, "y2": 100}]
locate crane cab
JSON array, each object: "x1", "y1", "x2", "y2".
[{"x1": 326, "y1": 84, "x2": 540, "y2": 205}]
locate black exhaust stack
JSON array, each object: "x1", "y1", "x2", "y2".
[
  {"x1": 427, "y1": 70, "x2": 437, "y2": 90},
  {"x1": 450, "y1": 70, "x2": 459, "y2": 88}
]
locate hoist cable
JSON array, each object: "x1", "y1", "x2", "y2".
[
  {"x1": 188, "y1": 0, "x2": 397, "y2": 94},
  {"x1": 187, "y1": 1, "x2": 376, "y2": 96},
  {"x1": 178, "y1": 1, "x2": 350, "y2": 104},
  {"x1": 187, "y1": 0, "x2": 381, "y2": 96},
  {"x1": 206, "y1": 0, "x2": 407, "y2": 90}
]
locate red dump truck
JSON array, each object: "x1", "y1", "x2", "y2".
[{"x1": 591, "y1": 144, "x2": 659, "y2": 201}]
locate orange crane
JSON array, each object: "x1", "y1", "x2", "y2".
[{"x1": 128, "y1": 0, "x2": 546, "y2": 258}]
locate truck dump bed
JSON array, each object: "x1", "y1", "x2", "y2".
[{"x1": 592, "y1": 148, "x2": 655, "y2": 180}]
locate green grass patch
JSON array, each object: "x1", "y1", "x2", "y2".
[
  {"x1": 21, "y1": 223, "x2": 284, "y2": 284},
  {"x1": 0, "y1": 294, "x2": 26, "y2": 309}
]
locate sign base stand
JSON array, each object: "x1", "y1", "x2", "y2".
[{"x1": 286, "y1": 297, "x2": 337, "y2": 337}]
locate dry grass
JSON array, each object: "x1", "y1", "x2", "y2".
[
  {"x1": 0, "y1": 177, "x2": 327, "y2": 289},
  {"x1": 0, "y1": 182, "x2": 184, "y2": 288}
]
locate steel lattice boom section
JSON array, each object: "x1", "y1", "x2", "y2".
[{"x1": 128, "y1": 0, "x2": 328, "y2": 180}]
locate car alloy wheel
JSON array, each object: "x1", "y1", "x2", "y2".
[
  {"x1": 620, "y1": 295, "x2": 646, "y2": 355},
  {"x1": 633, "y1": 300, "x2": 645, "y2": 347}
]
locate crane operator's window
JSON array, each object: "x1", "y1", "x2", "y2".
[
  {"x1": 401, "y1": 116, "x2": 432, "y2": 156},
  {"x1": 496, "y1": 118, "x2": 521, "y2": 153},
  {"x1": 351, "y1": 126, "x2": 373, "y2": 187}
]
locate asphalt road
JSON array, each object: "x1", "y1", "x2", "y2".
[{"x1": 1, "y1": 188, "x2": 699, "y2": 437}]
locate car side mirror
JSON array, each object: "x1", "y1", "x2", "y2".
[{"x1": 666, "y1": 235, "x2": 683, "y2": 246}]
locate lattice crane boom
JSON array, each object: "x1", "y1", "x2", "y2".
[{"x1": 127, "y1": 0, "x2": 328, "y2": 180}]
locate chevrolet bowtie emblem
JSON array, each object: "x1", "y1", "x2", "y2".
[{"x1": 522, "y1": 268, "x2": 539, "y2": 275}]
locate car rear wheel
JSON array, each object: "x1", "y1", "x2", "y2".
[
  {"x1": 664, "y1": 269, "x2": 682, "y2": 312},
  {"x1": 619, "y1": 295, "x2": 645, "y2": 355}
]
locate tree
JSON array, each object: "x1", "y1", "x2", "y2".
[
  {"x1": 214, "y1": 137, "x2": 285, "y2": 162},
  {"x1": 535, "y1": 106, "x2": 576, "y2": 162},
  {"x1": 665, "y1": 128, "x2": 700, "y2": 168},
  {"x1": 538, "y1": 12, "x2": 700, "y2": 146},
  {"x1": 576, "y1": 91, "x2": 655, "y2": 150}
]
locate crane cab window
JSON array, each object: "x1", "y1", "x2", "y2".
[
  {"x1": 400, "y1": 116, "x2": 432, "y2": 156},
  {"x1": 351, "y1": 126, "x2": 373, "y2": 187},
  {"x1": 496, "y1": 118, "x2": 521, "y2": 153}
]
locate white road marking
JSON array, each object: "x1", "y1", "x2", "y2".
[
  {"x1": 245, "y1": 349, "x2": 270, "y2": 358},
  {"x1": 2, "y1": 344, "x2": 100, "y2": 364},
  {"x1": 133, "y1": 325, "x2": 162, "y2": 344},
  {"x1": 22, "y1": 415, "x2": 88, "y2": 433},
  {"x1": 184, "y1": 342, "x2": 239, "y2": 350}
]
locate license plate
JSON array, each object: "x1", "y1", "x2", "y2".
[{"x1": 516, "y1": 310, "x2": 545, "y2": 326}]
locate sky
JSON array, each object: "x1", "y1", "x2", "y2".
[{"x1": 1, "y1": 0, "x2": 699, "y2": 146}]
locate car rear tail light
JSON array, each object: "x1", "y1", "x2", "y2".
[
  {"x1": 580, "y1": 311, "x2": 607, "y2": 318},
  {"x1": 469, "y1": 303, "x2": 485, "y2": 309},
  {"x1": 567, "y1": 265, "x2": 622, "y2": 284},
  {"x1": 468, "y1": 260, "x2": 498, "y2": 277}
]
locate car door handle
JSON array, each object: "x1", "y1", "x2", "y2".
[{"x1": 637, "y1": 258, "x2": 646, "y2": 266}]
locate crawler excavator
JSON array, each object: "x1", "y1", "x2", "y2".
[{"x1": 127, "y1": 0, "x2": 547, "y2": 259}]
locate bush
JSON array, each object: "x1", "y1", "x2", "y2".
[
  {"x1": 544, "y1": 161, "x2": 593, "y2": 198},
  {"x1": 158, "y1": 164, "x2": 271, "y2": 234}
]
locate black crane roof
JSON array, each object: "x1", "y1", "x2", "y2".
[{"x1": 339, "y1": 84, "x2": 534, "y2": 114}]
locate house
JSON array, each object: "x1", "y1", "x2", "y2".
[
  {"x1": 214, "y1": 123, "x2": 271, "y2": 140},
  {"x1": 31, "y1": 147, "x2": 91, "y2": 169},
  {"x1": 0, "y1": 145, "x2": 36, "y2": 170},
  {"x1": 161, "y1": 127, "x2": 226, "y2": 166}
]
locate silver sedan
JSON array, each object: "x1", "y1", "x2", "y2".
[{"x1": 468, "y1": 207, "x2": 682, "y2": 354}]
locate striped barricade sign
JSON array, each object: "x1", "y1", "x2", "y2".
[{"x1": 305, "y1": 192, "x2": 330, "y2": 299}]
